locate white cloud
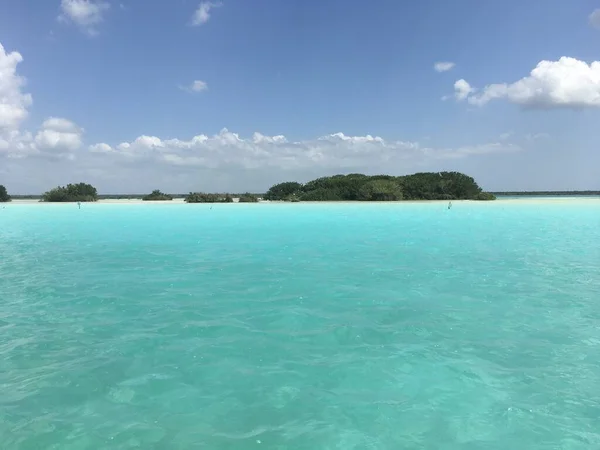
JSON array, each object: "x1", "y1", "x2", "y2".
[
  {"x1": 181, "y1": 80, "x2": 208, "y2": 93},
  {"x1": 467, "y1": 84, "x2": 506, "y2": 106},
  {"x1": 89, "y1": 142, "x2": 113, "y2": 153},
  {"x1": 40, "y1": 117, "x2": 81, "y2": 133},
  {"x1": 191, "y1": 80, "x2": 208, "y2": 92},
  {"x1": 59, "y1": 0, "x2": 110, "y2": 36},
  {"x1": 0, "y1": 131, "x2": 35, "y2": 159},
  {"x1": 34, "y1": 117, "x2": 83, "y2": 152},
  {"x1": 252, "y1": 132, "x2": 287, "y2": 144},
  {"x1": 82, "y1": 128, "x2": 520, "y2": 173},
  {"x1": 590, "y1": 9, "x2": 600, "y2": 29},
  {"x1": 0, "y1": 117, "x2": 83, "y2": 158},
  {"x1": 0, "y1": 42, "x2": 83, "y2": 159},
  {"x1": 3, "y1": 125, "x2": 522, "y2": 191},
  {"x1": 499, "y1": 132, "x2": 513, "y2": 141},
  {"x1": 453, "y1": 79, "x2": 475, "y2": 101},
  {"x1": 191, "y1": 2, "x2": 222, "y2": 26},
  {"x1": 456, "y1": 57, "x2": 600, "y2": 108},
  {"x1": 0, "y1": 44, "x2": 33, "y2": 132},
  {"x1": 434, "y1": 62, "x2": 455, "y2": 72}
]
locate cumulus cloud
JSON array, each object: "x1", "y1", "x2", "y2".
[
  {"x1": 34, "y1": 118, "x2": 83, "y2": 152},
  {"x1": 191, "y1": 2, "x2": 222, "y2": 26},
  {"x1": 455, "y1": 57, "x2": 600, "y2": 109},
  {"x1": 0, "y1": 117, "x2": 84, "y2": 159},
  {"x1": 0, "y1": 44, "x2": 33, "y2": 132},
  {"x1": 59, "y1": 0, "x2": 110, "y2": 36},
  {"x1": 0, "y1": 131, "x2": 34, "y2": 159},
  {"x1": 590, "y1": 9, "x2": 600, "y2": 29},
  {"x1": 81, "y1": 128, "x2": 520, "y2": 174},
  {"x1": 180, "y1": 80, "x2": 208, "y2": 93},
  {"x1": 453, "y1": 79, "x2": 475, "y2": 101},
  {"x1": 434, "y1": 62, "x2": 455, "y2": 72},
  {"x1": 39, "y1": 117, "x2": 80, "y2": 134},
  {"x1": 89, "y1": 142, "x2": 113, "y2": 153}
]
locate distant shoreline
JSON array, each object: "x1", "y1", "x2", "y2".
[
  {"x1": 8, "y1": 192, "x2": 600, "y2": 201},
  {"x1": 5, "y1": 197, "x2": 599, "y2": 206},
  {"x1": 491, "y1": 191, "x2": 600, "y2": 196}
]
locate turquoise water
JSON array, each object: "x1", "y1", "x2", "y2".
[{"x1": 1, "y1": 202, "x2": 600, "y2": 449}]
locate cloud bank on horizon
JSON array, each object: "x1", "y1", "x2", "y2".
[{"x1": 1, "y1": 1, "x2": 599, "y2": 193}]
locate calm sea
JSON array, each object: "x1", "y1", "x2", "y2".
[{"x1": 1, "y1": 202, "x2": 600, "y2": 449}]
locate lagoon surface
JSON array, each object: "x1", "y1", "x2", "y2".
[{"x1": 1, "y1": 201, "x2": 600, "y2": 449}]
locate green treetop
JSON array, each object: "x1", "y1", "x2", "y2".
[
  {"x1": 0, "y1": 185, "x2": 11, "y2": 202},
  {"x1": 42, "y1": 183, "x2": 98, "y2": 202},
  {"x1": 142, "y1": 190, "x2": 173, "y2": 201}
]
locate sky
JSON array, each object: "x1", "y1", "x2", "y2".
[{"x1": 1, "y1": 0, "x2": 600, "y2": 194}]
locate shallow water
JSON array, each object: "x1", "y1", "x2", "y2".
[{"x1": 1, "y1": 202, "x2": 600, "y2": 449}]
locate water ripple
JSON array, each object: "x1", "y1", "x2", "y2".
[{"x1": 1, "y1": 203, "x2": 599, "y2": 449}]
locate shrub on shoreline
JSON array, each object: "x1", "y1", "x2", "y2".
[
  {"x1": 142, "y1": 190, "x2": 173, "y2": 201},
  {"x1": 238, "y1": 193, "x2": 259, "y2": 203},
  {"x1": 0, "y1": 185, "x2": 11, "y2": 202},
  {"x1": 42, "y1": 183, "x2": 98, "y2": 202},
  {"x1": 185, "y1": 192, "x2": 233, "y2": 203},
  {"x1": 474, "y1": 192, "x2": 496, "y2": 201}
]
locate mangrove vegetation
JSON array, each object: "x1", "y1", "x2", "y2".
[
  {"x1": 41, "y1": 183, "x2": 98, "y2": 202},
  {"x1": 142, "y1": 190, "x2": 173, "y2": 201},
  {"x1": 0, "y1": 185, "x2": 11, "y2": 202},
  {"x1": 238, "y1": 193, "x2": 260, "y2": 203},
  {"x1": 264, "y1": 172, "x2": 496, "y2": 201},
  {"x1": 185, "y1": 192, "x2": 234, "y2": 203}
]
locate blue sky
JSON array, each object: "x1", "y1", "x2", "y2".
[{"x1": 1, "y1": 0, "x2": 599, "y2": 193}]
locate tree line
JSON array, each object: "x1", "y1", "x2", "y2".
[
  {"x1": 0, "y1": 183, "x2": 261, "y2": 203},
  {"x1": 183, "y1": 192, "x2": 259, "y2": 203},
  {"x1": 0, "y1": 183, "x2": 100, "y2": 202},
  {"x1": 9, "y1": 173, "x2": 593, "y2": 204},
  {"x1": 263, "y1": 172, "x2": 496, "y2": 201}
]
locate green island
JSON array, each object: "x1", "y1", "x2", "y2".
[
  {"x1": 142, "y1": 190, "x2": 173, "y2": 201},
  {"x1": 264, "y1": 172, "x2": 496, "y2": 201},
  {"x1": 0, "y1": 185, "x2": 11, "y2": 202},
  {"x1": 41, "y1": 183, "x2": 98, "y2": 202}
]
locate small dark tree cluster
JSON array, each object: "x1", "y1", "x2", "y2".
[
  {"x1": 142, "y1": 190, "x2": 173, "y2": 201},
  {"x1": 238, "y1": 193, "x2": 259, "y2": 203},
  {"x1": 0, "y1": 185, "x2": 11, "y2": 202},
  {"x1": 42, "y1": 183, "x2": 98, "y2": 202},
  {"x1": 474, "y1": 192, "x2": 496, "y2": 201},
  {"x1": 185, "y1": 192, "x2": 233, "y2": 203},
  {"x1": 264, "y1": 172, "x2": 495, "y2": 202}
]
